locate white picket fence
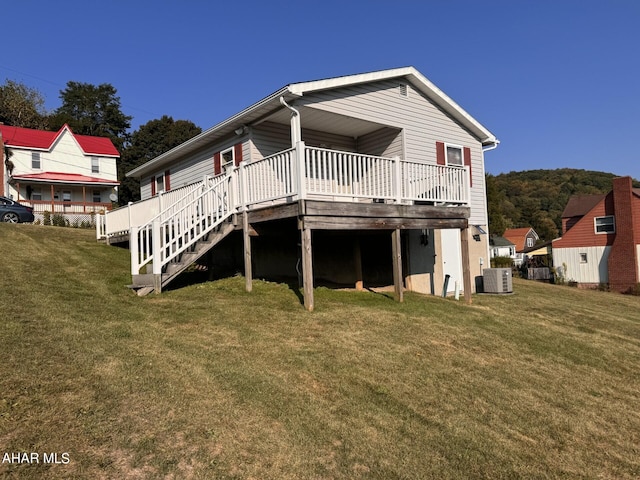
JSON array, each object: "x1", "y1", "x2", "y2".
[{"x1": 98, "y1": 142, "x2": 469, "y2": 278}]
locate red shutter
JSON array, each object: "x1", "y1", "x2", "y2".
[
  {"x1": 436, "y1": 142, "x2": 445, "y2": 165},
  {"x1": 234, "y1": 143, "x2": 243, "y2": 166},
  {"x1": 151, "y1": 176, "x2": 156, "y2": 196},
  {"x1": 463, "y1": 147, "x2": 472, "y2": 187},
  {"x1": 164, "y1": 170, "x2": 171, "y2": 191},
  {"x1": 213, "y1": 152, "x2": 221, "y2": 175}
]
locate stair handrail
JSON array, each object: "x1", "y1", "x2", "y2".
[{"x1": 131, "y1": 171, "x2": 237, "y2": 276}]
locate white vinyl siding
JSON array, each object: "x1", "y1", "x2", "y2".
[{"x1": 553, "y1": 246, "x2": 611, "y2": 284}]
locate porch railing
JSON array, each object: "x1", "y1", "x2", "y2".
[{"x1": 21, "y1": 200, "x2": 112, "y2": 214}]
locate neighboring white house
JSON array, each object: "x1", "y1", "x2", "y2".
[
  {"x1": 101, "y1": 67, "x2": 499, "y2": 307},
  {"x1": 1, "y1": 124, "x2": 119, "y2": 222},
  {"x1": 489, "y1": 235, "x2": 516, "y2": 259}
]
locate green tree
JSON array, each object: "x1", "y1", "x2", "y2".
[
  {"x1": 485, "y1": 174, "x2": 507, "y2": 235},
  {"x1": 0, "y1": 79, "x2": 49, "y2": 129},
  {"x1": 118, "y1": 116, "x2": 201, "y2": 204},
  {"x1": 49, "y1": 81, "x2": 131, "y2": 151}
]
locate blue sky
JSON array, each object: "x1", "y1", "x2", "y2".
[{"x1": 3, "y1": 1, "x2": 639, "y2": 179}]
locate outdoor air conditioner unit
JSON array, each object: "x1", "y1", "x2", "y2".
[{"x1": 483, "y1": 268, "x2": 513, "y2": 294}]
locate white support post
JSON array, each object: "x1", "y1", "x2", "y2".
[
  {"x1": 296, "y1": 141, "x2": 307, "y2": 200},
  {"x1": 394, "y1": 156, "x2": 403, "y2": 204},
  {"x1": 464, "y1": 165, "x2": 471, "y2": 204},
  {"x1": 127, "y1": 201, "x2": 133, "y2": 230},
  {"x1": 152, "y1": 219, "x2": 162, "y2": 275},
  {"x1": 130, "y1": 225, "x2": 139, "y2": 276},
  {"x1": 239, "y1": 160, "x2": 247, "y2": 210}
]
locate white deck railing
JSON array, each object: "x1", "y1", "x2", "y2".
[
  {"x1": 98, "y1": 142, "x2": 470, "y2": 282},
  {"x1": 103, "y1": 182, "x2": 202, "y2": 238},
  {"x1": 130, "y1": 175, "x2": 233, "y2": 276}
]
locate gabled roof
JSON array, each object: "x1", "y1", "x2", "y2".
[
  {"x1": 11, "y1": 172, "x2": 119, "y2": 186},
  {"x1": 561, "y1": 194, "x2": 606, "y2": 219},
  {"x1": 127, "y1": 66, "x2": 498, "y2": 178},
  {"x1": 0, "y1": 124, "x2": 119, "y2": 157},
  {"x1": 503, "y1": 227, "x2": 539, "y2": 252},
  {"x1": 489, "y1": 235, "x2": 515, "y2": 247}
]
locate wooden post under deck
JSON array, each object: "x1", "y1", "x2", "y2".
[
  {"x1": 354, "y1": 237, "x2": 364, "y2": 291},
  {"x1": 391, "y1": 228, "x2": 403, "y2": 302},
  {"x1": 301, "y1": 226, "x2": 314, "y2": 311},
  {"x1": 460, "y1": 226, "x2": 472, "y2": 305},
  {"x1": 243, "y1": 212, "x2": 253, "y2": 292}
]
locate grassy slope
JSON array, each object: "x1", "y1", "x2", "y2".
[{"x1": 0, "y1": 224, "x2": 639, "y2": 479}]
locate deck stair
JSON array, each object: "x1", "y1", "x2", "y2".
[{"x1": 129, "y1": 174, "x2": 237, "y2": 295}]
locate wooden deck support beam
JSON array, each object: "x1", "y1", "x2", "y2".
[
  {"x1": 301, "y1": 226, "x2": 314, "y2": 311},
  {"x1": 391, "y1": 228, "x2": 404, "y2": 302},
  {"x1": 243, "y1": 212, "x2": 253, "y2": 292},
  {"x1": 460, "y1": 226, "x2": 472, "y2": 305}
]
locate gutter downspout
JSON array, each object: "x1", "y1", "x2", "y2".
[
  {"x1": 279, "y1": 96, "x2": 301, "y2": 147},
  {"x1": 481, "y1": 139, "x2": 500, "y2": 267}
]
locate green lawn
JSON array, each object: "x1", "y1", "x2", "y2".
[{"x1": 1, "y1": 224, "x2": 639, "y2": 479}]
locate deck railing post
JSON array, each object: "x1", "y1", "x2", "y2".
[
  {"x1": 239, "y1": 160, "x2": 247, "y2": 210},
  {"x1": 296, "y1": 141, "x2": 307, "y2": 200},
  {"x1": 394, "y1": 156, "x2": 403, "y2": 204},
  {"x1": 464, "y1": 165, "x2": 471, "y2": 204},
  {"x1": 151, "y1": 219, "x2": 162, "y2": 276},
  {"x1": 130, "y1": 225, "x2": 139, "y2": 276}
]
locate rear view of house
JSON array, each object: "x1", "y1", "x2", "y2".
[
  {"x1": 553, "y1": 176, "x2": 640, "y2": 292},
  {"x1": 100, "y1": 67, "x2": 499, "y2": 308},
  {"x1": 1, "y1": 124, "x2": 119, "y2": 224}
]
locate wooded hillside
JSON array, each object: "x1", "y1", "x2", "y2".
[{"x1": 487, "y1": 168, "x2": 640, "y2": 241}]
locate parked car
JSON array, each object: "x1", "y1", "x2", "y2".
[{"x1": 0, "y1": 196, "x2": 35, "y2": 223}]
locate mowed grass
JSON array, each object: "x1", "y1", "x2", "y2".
[{"x1": 0, "y1": 224, "x2": 639, "y2": 479}]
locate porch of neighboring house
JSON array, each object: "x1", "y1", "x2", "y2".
[
  {"x1": 98, "y1": 142, "x2": 474, "y2": 309},
  {"x1": 11, "y1": 173, "x2": 118, "y2": 223}
]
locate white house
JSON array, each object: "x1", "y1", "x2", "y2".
[
  {"x1": 1, "y1": 124, "x2": 119, "y2": 222},
  {"x1": 100, "y1": 67, "x2": 499, "y2": 308}
]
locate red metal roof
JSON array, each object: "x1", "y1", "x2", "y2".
[
  {"x1": 0, "y1": 124, "x2": 119, "y2": 157},
  {"x1": 11, "y1": 172, "x2": 120, "y2": 186}
]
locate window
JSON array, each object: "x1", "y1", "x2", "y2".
[
  {"x1": 445, "y1": 144, "x2": 463, "y2": 166},
  {"x1": 580, "y1": 253, "x2": 588, "y2": 263},
  {"x1": 156, "y1": 175, "x2": 164, "y2": 193},
  {"x1": 91, "y1": 157, "x2": 100, "y2": 174},
  {"x1": 221, "y1": 148, "x2": 234, "y2": 169},
  {"x1": 62, "y1": 191, "x2": 71, "y2": 202},
  {"x1": 93, "y1": 190, "x2": 101, "y2": 203},
  {"x1": 526, "y1": 237, "x2": 534, "y2": 248},
  {"x1": 594, "y1": 216, "x2": 615, "y2": 234},
  {"x1": 32, "y1": 187, "x2": 42, "y2": 201},
  {"x1": 32, "y1": 152, "x2": 41, "y2": 169}
]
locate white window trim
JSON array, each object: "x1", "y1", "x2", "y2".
[
  {"x1": 91, "y1": 157, "x2": 100, "y2": 174},
  {"x1": 221, "y1": 147, "x2": 235, "y2": 169},
  {"x1": 594, "y1": 215, "x2": 615, "y2": 234},
  {"x1": 580, "y1": 253, "x2": 588, "y2": 263},
  {"x1": 444, "y1": 143, "x2": 464, "y2": 167},
  {"x1": 32, "y1": 152, "x2": 41, "y2": 170}
]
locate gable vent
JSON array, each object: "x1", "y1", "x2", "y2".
[{"x1": 399, "y1": 83, "x2": 408, "y2": 97}]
